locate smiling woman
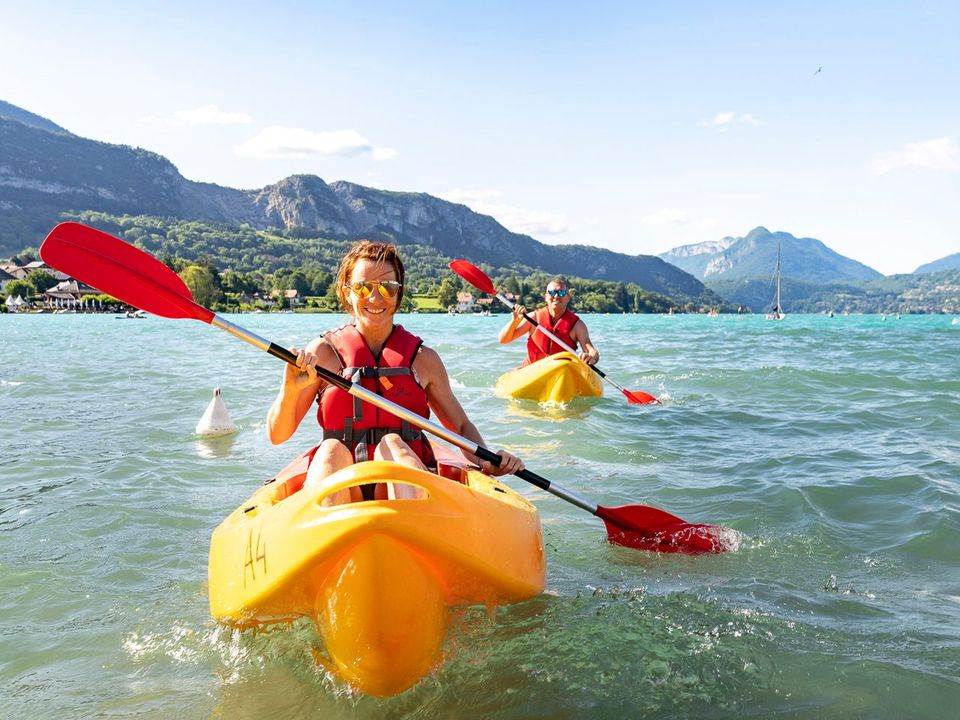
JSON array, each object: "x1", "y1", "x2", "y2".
[{"x1": 265, "y1": 239, "x2": 524, "y2": 503}]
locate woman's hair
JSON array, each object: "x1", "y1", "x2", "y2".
[{"x1": 335, "y1": 240, "x2": 406, "y2": 312}]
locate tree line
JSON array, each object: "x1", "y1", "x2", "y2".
[{"x1": 3, "y1": 211, "x2": 712, "y2": 314}]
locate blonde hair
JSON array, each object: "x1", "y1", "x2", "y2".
[{"x1": 335, "y1": 240, "x2": 406, "y2": 312}]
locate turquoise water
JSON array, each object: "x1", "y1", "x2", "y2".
[{"x1": 2, "y1": 312, "x2": 958, "y2": 719}]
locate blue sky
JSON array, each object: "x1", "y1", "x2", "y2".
[{"x1": 2, "y1": 0, "x2": 957, "y2": 274}]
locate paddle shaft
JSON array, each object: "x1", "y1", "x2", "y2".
[
  {"x1": 211, "y1": 314, "x2": 600, "y2": 515},
  {"x1": 495, "y1": 292, "x2": 632, "y2": 394}
]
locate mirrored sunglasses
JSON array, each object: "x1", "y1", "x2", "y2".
[
  {"x1": 346, "y1": 280, "x2": 402, "y2": 299},
  {"x1": 547, "y1": 289, "x2": 568, "y2": 297}
]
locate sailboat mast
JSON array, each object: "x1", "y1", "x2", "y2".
[{"x1": 775, "y1": 242, "x2": 781, "y2": 311}]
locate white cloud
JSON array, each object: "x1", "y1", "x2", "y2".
[
  {"x1": 712, "y1": 112, "x2": 736, "y2": 126},
  {"x1": 873, "y1": 137, "x2": 960, "y2": 174},
  {"x1": 699, "y1": 111, "x2": 762, "y2": 129},
  {"x1": 234, "y1": 126, "x2": 396, "y2": 160},
  {"x1": 140, "y1": 104, "x2": 252, "y2": 127},
  {"x1": 642, "y1": 208, "x2": 689, "y2": 226},
  {"x1": 372, "y1": 146, "x2": 398, "y2": 160},
  {"x1": 439, "y1": 188, "x2": 568, "y2": 236}
]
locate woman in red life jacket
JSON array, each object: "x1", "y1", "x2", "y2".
[
  {"x1": 498, "y1": 276, "x2": 600, "y2": 367},
  {"x1": 267, "y1": 240, "x2": 524, "y2": 504}
]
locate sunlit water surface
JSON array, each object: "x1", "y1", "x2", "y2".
[{"x1": 2, "y1": 313, "x2": 958, "y2": 718}]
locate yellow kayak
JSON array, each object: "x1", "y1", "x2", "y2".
[
  {"x1": 208, "y1": 447, "x2": 545, "y2": 697},
  {"x1": 495, "y1": 351, "x2": 603, "y2": 404}
]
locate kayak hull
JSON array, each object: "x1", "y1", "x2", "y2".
[
  {"x1": 496, "y1": 351, "x2": 603, "y2": 404},
  {"x1": 208, "y1": 451, "x2": 545, "y2": 696}
]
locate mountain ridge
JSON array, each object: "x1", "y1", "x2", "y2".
[
  {"x1": 915, "y1": 252, "x2": 960, "y2": 274},
  {"x1": 0, "y1": 101, "x2": 717, "y2": 305},
  {"x1": 659, "y1": 227, "x2": 883, "y2": 283}
]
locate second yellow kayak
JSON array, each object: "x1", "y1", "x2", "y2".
[
  {"x1": 495, "y1": 351, "x2": 603, "y2": 404},
  {"x1": 208, "y1": 448, "x2": 545, "y2": 697}
]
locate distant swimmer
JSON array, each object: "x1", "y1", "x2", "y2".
[{"x1": 814, "y1": 66, "x2": 822, "y2": 76}]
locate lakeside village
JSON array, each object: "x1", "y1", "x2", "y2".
[
  {"x1": 4, "y1": 258, "x2": 959, "y2": 318},
  {"x1": 0, "y1": 259, "x2": 504, "y2": 316}
]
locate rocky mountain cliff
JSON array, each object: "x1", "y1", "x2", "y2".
[{"x1": 0, "y1": 101, "x2": 715, "y2": 303}]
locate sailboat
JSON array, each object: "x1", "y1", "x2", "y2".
[{"x1": 765, "y1": 242, "x2": 785, "y2": 320}]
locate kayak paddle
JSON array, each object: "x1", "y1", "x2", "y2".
[
  {"x1": 449, "y1": 259, "x2": 661, "y2": 405},
  {"x1": 40, "y1": 222, "x2": 727, "y2": 553}
]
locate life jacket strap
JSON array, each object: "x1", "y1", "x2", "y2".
[
  {"x1": 343, "y1": 366, "x2": 411, "y2": 379},
  {"x1": 322, "y1": 423, "x2": 425, "y2": 463}
]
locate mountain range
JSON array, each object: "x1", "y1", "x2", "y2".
[
  {"x1": 0, "y1": 101, "x2": 715, "y2": 306},
  {"x1": 2, "y1": 99, "x2": 956, "y2": 312},
  {"x1": 659, "y1": 227, "x2": 883, "y2": 283},
  {"x1": 657, "y1": 228, "x2": 958, "y2": 313}
]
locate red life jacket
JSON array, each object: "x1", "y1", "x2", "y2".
[
  {"x1": 524, "y1": 307, "x2": 580, "y2": 366},
  {"x1": 317, "y1": 323, "x2": 434, "y2": 467}
]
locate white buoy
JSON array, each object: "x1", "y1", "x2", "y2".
[{"x1": 195, "y1": 388, "x2": 237, "y2": 437}]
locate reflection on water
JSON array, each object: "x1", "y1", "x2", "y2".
[
  {"x1": 502, "y1": 398, "x2": 598, "y2": 423},
  {"x1": 195, "y1": 433, "x2": 238, "y2": 459}
]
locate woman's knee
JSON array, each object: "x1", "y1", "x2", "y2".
[
  {"x1": 373, "y1": 433, "x2": 410, "y2": 461},
  {"x1": 317, "y1": 438, "x2": 352, "y2": 462},
  {"x1": 306, "y1": 439, "x2": 353, "y2": 493},
  {"x1": 374, "y1": 434, "x2": 427, "y2": 473}
]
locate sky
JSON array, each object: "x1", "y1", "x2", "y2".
[{"x1": 1, "y1": 0, "x2": 958, "y2": 274}]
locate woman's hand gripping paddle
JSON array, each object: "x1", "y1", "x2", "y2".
[
  {"x1": 40, "y1": 222, "x2": 727, "y2": 553},
  {"x1": 449, "y1": 260, "x2": 660, "y2": 405}
]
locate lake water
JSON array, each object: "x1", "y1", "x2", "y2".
[{"x1": 2, "y1": 312, "x2": 958, "y2": 719}]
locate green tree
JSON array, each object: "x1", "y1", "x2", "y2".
[
  {"x1": 397, "y1": 294, "x2": 416, "y2": 313},
  {"x1": 613, "y1": 282, "x2": 629, "y2": 311},
  {"x1": 437, "y1": 277, "x2": 458, "y2": 309},
  {"x1": 178, "y1": 265, "x2": 222, "y2": 306},
  {"x1": 576, "y1": 291, "x2": 618, "y2": 313},
  {"x1": 5, "y1": 279, "x2": 36, "y2": 301},
  {"x1": 28, "y1": 270, "x2": 59, "y2": 294},
  {"x1": 324, "y1": 281, "x2": 342, "y2": 310},
  {"x1": 221, "y1": 269, "x2": 263, "y2": 295}
]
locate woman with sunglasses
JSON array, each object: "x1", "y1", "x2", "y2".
[
  {"x1": 498, "y1": 276, "x2": 600, "y2": 367},
  {"x1": 267, "y1": 240, "x2": 524, "y2": 503}
]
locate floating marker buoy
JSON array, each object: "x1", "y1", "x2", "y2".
[{"x1": 195, "y1": 387, "x2": 237, "y2": 437}]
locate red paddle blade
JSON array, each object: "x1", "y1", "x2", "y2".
[
  {"x1": 622, "y1": 389, "x2": 661, "y2": 405},
  {"x1": 39, "y1": 222, "x2": 213, "y2": 323},
  {"x1": 597, "y1": 504, "x2": 730, "y2": 554},
  {"x1": 449, "y1": 259, "x2": 497, "y2": 294}
]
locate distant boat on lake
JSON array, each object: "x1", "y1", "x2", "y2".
[{"x1": 765, "y1": 242, "x2": 785, "y2": 321}]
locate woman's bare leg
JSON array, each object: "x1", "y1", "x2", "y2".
[
  {"x1": 305, "y1": 438, "x2": 359, "y2": 505},
  {"x1": 374, "y1": 434, "x2": 427, "y2": 499}
]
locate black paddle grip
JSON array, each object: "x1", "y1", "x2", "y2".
[
  {"x1": 475, "y1": 447, "x2": 551, "y2": 491},
  {"x1": 266, "y1": 343, "x2": 353, "y2": 393}
]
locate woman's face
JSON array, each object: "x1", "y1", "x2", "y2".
[{"x1": 346, "y1": 258, "x2": 399, "y2": 329}]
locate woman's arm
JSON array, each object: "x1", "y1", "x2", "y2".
[
  {"x1": 415, "y1": 346, "x2": 523, "y2": 475},
  {"x1": 266, "y1": 336, "x2": 337, "y2": 444}
]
